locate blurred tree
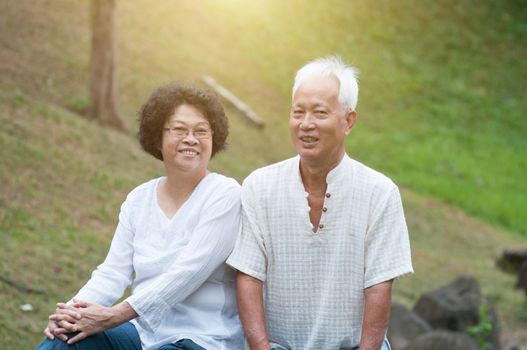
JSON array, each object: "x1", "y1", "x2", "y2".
[{"x1": 90, "y1": 0, "x2": 128, "y2": 132}]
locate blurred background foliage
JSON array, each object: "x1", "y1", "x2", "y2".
[{"x1": 0, "y1": 0, "x2": 526, "y2": 348}]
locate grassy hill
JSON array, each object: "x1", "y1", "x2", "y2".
[{"x1": 1, "y1": 0, "x2": 526, "y2": 349}]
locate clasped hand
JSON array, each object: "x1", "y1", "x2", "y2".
[{"x1": 44, "y1": 300, "x2": 114, "y2": 345}]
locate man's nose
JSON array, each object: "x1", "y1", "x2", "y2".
[{"x1": 299, "y1": 113, "x2": 316, "y2": 130}]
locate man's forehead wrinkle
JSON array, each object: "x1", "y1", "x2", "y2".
[{"x1": 292, "y1": 101, "x2": 325, "y2": 108}]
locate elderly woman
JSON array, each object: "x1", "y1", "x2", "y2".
[{"x1": 36, "y1": 83, "x2": 244, "y2": 350}]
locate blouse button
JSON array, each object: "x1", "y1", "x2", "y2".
[
  {"x1": 322, "y1": 207, "x2": 327, "y2": 212},
  {"x1": 318, "y1": 223, "x2": 324, "y2": 229},
  {"x1": 325, "y1": 193, "x2": 331, "y2": 198}
]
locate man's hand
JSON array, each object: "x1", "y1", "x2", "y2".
[
  {"x1": 236, "y1": 272, "x2": 271, "y2": 350},
  {"x1": 359, "y1": 280, "x2": 393, "y2": 350}
]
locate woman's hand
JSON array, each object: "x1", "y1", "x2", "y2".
[
  {"x1": 63, "y1": 299, "x2": 138, "y2": 345},
  {"x1": 44, "y1": 302, "x2": 82, "y2": 341},
  {"x1": 43, "y1": 319, "x2": 67, "y2": 341},
  {"x1": 55, "y1": 300, "x2": 112, "y2": 344}
]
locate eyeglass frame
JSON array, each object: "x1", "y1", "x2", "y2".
[{"x1": 162, "y1": 124, "x2": 214, "y2": 140}]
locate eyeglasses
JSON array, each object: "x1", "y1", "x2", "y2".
[{"x1": 162, "y1": 125, "x2": 213, "y2": 139}]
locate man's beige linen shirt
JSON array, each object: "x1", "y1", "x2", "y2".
[{"x1": 227, "y1": 154, "x2": 413, "y2": 349}]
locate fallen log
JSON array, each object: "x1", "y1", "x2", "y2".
[{"x1": 202, "y1": 75, "x2": 264, "y2": 128}]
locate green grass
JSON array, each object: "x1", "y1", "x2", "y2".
[
  {"x1": 1, "y1": 0, "x2": 526, "y2": 348},
  {"x1": 2, "y1": 0, "x2": 525, "y2": 235},
  {"x1": 190, "y1": 0, "x2": 527, "y2": 235},
  {"x1": 1, "y1": 86, "x2": 525, "y2": 349}
]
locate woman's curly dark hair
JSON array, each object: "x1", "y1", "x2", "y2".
[{"x1": 137, "y1": 83, "x2": 229, "y2": 160}]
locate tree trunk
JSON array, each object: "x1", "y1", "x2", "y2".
[{"x1": 89, "y1": 0, "x2": 128, "y2": 132}]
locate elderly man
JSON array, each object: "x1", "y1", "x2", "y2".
[{"x1": 227, "y1": 56, "x2": 413, "y2": 350}]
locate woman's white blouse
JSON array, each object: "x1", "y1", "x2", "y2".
[{"x1": 73, "y1": 173, "x2": 244, "y2": 350}]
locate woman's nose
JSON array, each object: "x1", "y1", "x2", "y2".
[{"x1": 182, "y1": 132, "x2": 199, "y2": 144}]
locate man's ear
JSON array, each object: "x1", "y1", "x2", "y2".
[{"x1": 344, "y1": 110, "x2": 357, "y2": 135}]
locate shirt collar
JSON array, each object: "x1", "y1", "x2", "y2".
[
  {"x1": 294, "y1": 153, "x2": 352, "y2": 186},
  {"x1": 326, "y1": 153, "x2": 352, "y2": 184}
]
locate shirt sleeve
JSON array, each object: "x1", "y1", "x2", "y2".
[
  {"x1": 364, "y1": 186, "x2": 414, "y2": 288},
  {"x1": 226, "y1": 178, "x2": 268, "y2": 282},
  {"x1": 72, "y1": 196, "x2": 135, "y2": 306},
  {"x1": 125, "y1": 185, "x2": 241, "y2": 333}
]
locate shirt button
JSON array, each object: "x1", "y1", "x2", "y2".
[
  {"x1": 318, "y1": 224, "x2": 324, "y2": 229},
  {"x1": 322, "y1": 207, "x2": 327, "y2": 212},
  {"x1": 325, "y1": 193, "x2": 331, "y2": 198}
]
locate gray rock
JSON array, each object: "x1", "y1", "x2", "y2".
[
  {"x1": 403, "y1": 330, "x2": 479, "y2": 350},
  {"x1": 515, "y1": 260, "x2": 527, "y2": 295},
  {"x1": 497, "y1": 249, "x2": 527, "y2": 273},
  {"x1": 413, "y1": 276, "x2": 481, "y2": 331},
  {"x1": 486, "y1": 302, "x2": 502, "y2": 350},
  {"x1": 388, "y1": 302, "x2": 432, "y2": 350}
]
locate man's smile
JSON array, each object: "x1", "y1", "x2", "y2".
[{"x1": 299, "y1": 135, "x2": 319, "y2": 143}]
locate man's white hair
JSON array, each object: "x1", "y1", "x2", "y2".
[{"x1": 292, "y1": 56, "x2": 359, "y2": 111}]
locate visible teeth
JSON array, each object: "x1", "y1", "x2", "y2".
[
  {"x1": 301, "y1": 136, "x2": 317, "y2": 142},
  {"x1": 180, "y1": 150, "x2": 197, "y2": 155}
]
